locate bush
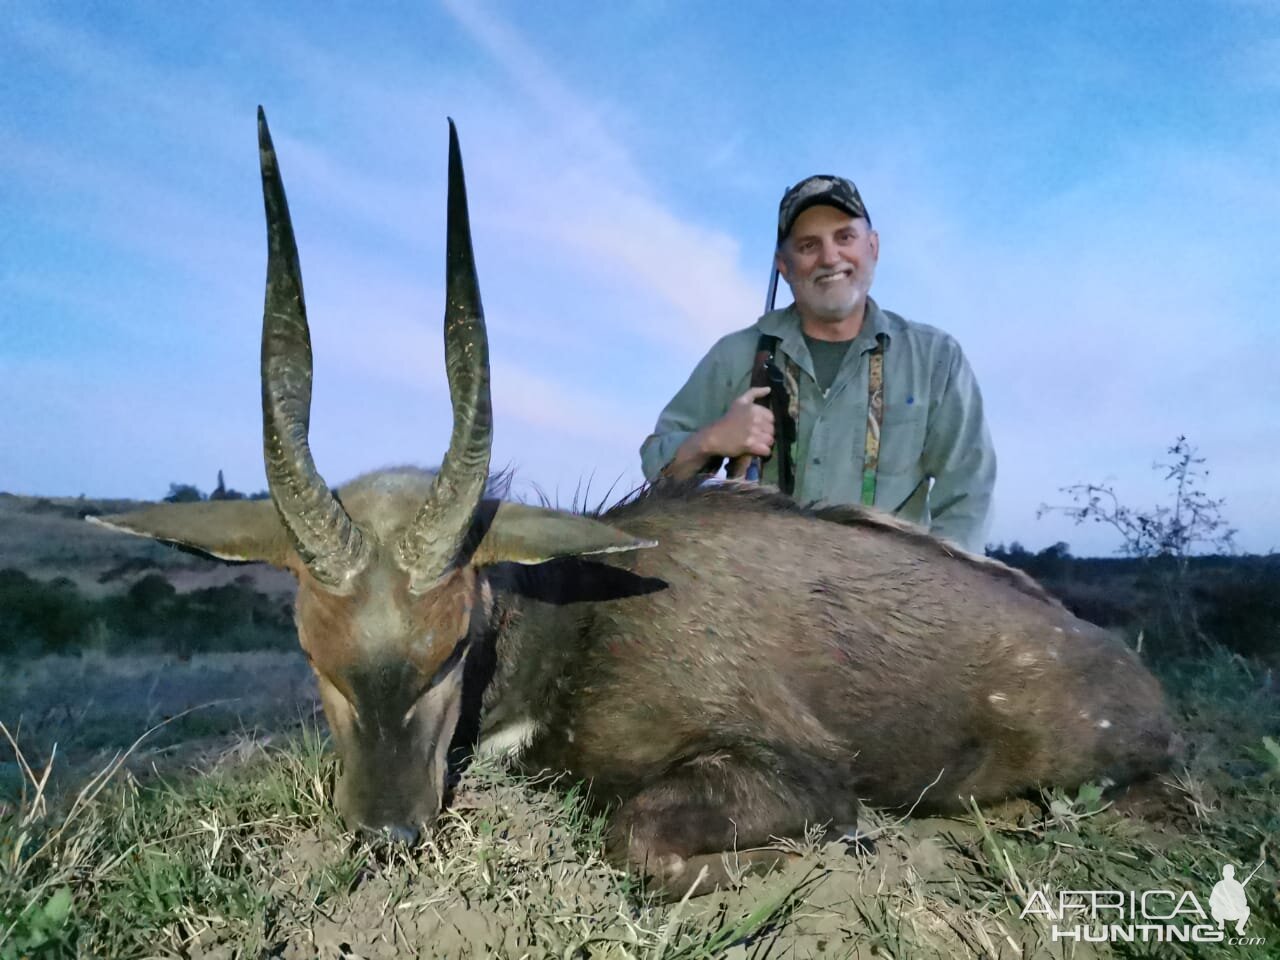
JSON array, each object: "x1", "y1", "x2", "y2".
[
  {"x1": 1039, "y1": 437, "x2": 1237, "y2": 654},
  {"x1": 170, "y1": 471, "x2": 268, "y2": 503},
  {"x1": 97, "y1": 557, "x2": 160, "y2": 584},
  {"x1": 1197, "y1": 561, "x2": 1280, "y2": 658},
  {"x1": 0, "y1": 569, "x2": 92, "y2": 655},
  {"x1": 0, "y1": 568, "x2": 295, "y2": 658},
  {"x1": 163, "y1": 484, "x2": 204, "y2": 504}
]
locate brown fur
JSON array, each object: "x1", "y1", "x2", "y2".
[
  {"x1": 470, "y1": 478, "x2": 1174, "y2": 895},
  {"x1": 98, "y1": 464, "x2": 1174, "y2": 899}
]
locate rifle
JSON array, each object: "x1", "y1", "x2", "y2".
[{"x1": 724, "y1": 264, "x2": 796, "y2": 494}]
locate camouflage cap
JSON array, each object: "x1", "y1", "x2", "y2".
[{"x1": 777, "y1": 175, "x2": 870, "y2": 244}]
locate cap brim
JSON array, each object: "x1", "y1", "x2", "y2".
[{"x1": 778, "y1": 196, "x2": 865, "y2": 242}]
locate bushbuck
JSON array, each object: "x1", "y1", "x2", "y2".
[{"x1": 93, "y1": 110, "x2": 1175, "y2": 898}]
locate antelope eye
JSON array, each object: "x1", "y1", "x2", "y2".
[
  {"x1": 430, "y1": 633, "x2": 470, "y2": 685},
  {"x1": 409, "y1": 632, "x2": 472, "y2": 700},
  {"x1": 402, "y1": 635, "x2": 471, "y2": 726}
]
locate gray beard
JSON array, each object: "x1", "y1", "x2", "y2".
[
  {"x1": 806, "y1": 300, "x2": 861, "y2": 323},
  {"x1": 791, "y1": 282, "x2": 867, "y2": 324}
]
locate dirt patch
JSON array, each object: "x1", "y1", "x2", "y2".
[{"x1": 177, "y1": 767, "x2": 1111, "y2": 959}]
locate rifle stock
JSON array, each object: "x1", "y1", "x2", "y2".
[{"x1": 725, "y1": 347, "x2": 774, "y2": 480}]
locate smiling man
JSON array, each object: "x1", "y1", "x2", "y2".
[{"x1": 640, "y1": 175, "x2": 996, "y2": 552}]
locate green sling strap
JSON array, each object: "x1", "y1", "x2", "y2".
[{"x1": 860, "y1": 345, "x2": 885, "y2": 506}]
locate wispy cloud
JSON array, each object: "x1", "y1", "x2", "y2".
[
  {"x1": 3, "y1": 2, "x2": 1275, "y2": 557},
  {"x1": 438, "y1": 0, "x2": 761, "y2": 348},
  {"x1": 877, "y1": 129, "x2": 1278, "y2": 552},
  {"x1": 438, "y1": 0, "x2": 648, "y2": 188}
]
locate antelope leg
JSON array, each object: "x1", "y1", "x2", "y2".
[{"x1": 605, "y1": 751, "x2": 856, "y2": 899}]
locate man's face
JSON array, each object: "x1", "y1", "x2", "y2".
[{"x1": 777, "y1": 205, "x2": 879, "y2": 325}]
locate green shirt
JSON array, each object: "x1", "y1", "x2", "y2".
[
  {"x1": 803, "y1": 334, "x2": 855, "y2": 393},
  {"x1": 639, "y1": 298, "x2": 996, "y2": 553}
]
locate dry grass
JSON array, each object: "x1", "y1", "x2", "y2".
[
  {"x1": 2, "y1": 496, "x2": 1277, "y2": 957},
  {"x1": 1, "y1": 728, "x2": 820, "y2": 958},
  {"x1": 1, "y1": 647, "x2": 1277, "y2": 958},
  {"x1": 0, "y1": 651, "x2": 316, "y2": 796}
]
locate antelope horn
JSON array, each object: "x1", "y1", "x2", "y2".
[
  {"x1": 395, "y1": 119, "x2": 493, "y2": 591},
  {"x1": 257, "y1": 107, "x2": 369, "y2": 588}
]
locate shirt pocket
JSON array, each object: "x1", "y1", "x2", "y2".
[{"x1": 876, "y1": 403, "x2": 929, "y2": 475}]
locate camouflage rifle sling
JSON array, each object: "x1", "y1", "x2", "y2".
[{"x1": 860, "y1": 346, "x2": 885, "y2": 506}]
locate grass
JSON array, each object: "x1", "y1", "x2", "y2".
[
  {"x1": 4, "y1": 493, "x2": 1276, "y2": 954},
  {"x1": 0, "y1": 651, "x2": 316, "y2": 807},
  {"x1": 0, "y1": 495, "x2": 181, "y2": 595},
  {"x1": 0, "y1": 647, "x2": 1276, "y2": 958},
  {"x1": 0, "y1": 721, "x2": 820, "y2": 958}
]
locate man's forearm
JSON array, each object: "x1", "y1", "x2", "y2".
[{"x1": 661, "y1": 428, "x2": 720, "y2": 480}]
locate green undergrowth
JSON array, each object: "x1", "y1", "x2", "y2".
[
  {"x1": 0, "y1": 568, "x2": 295, "y2": 658},
  {"x1": 1, "y1": 723, "x2": 333, "y2": 957},
  {"x1": 0, "y1": 725, "x2": 811, "y2": 958},
  {"x1": 0, "y1": 648, "x2": 1277, "y2": 958}
]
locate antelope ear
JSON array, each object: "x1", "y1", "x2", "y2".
[
  {"x1": 470, "y1": 502, "x2": 656, "y2": 567},
  {"x1": 88, "y1": 500, "x2": 294, "y2": 568}
]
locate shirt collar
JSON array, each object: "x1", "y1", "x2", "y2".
[
  {"x1": 859, "y1": 297, "x2": 892, "y2": 351},
  {"x1": 758, "y1": 296, "x2": 891, "y2": 376}
]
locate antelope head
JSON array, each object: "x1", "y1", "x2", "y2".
[{"x1": 92, "y1": 109, "x2": 653, "y2": 840}]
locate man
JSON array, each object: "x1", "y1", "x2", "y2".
[{"x1": 639, "y1": 175, "x2": 995, "y2": 552}]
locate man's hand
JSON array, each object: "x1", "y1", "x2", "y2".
[
  {"x1": 662, "y1": 387, "x2": 774, "y2": 480},
  {"x1": 706, "y1": 386, "x2": 775, "y2": 457}
]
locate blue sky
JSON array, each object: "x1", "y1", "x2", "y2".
[{"x1": 2, "y1": 1, "x2": 1276, "y2": 556}]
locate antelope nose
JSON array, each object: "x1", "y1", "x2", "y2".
[
  {"x1": 384, "y1": 824, "x2": 420, "y2": 845},
  {"x1": 363, "y1": 823, "x2": 420, "y2": 845}
]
